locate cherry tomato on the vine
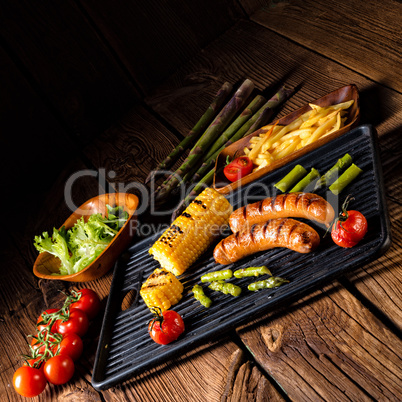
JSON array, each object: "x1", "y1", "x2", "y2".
[
  {"x1": 57, "y1": 309, "x2": 89, "y2": 337},
  {"x1": 13, "y1": 366, "x2": 47, "y2": 398},
  {"x1": 37, "y1": 308, "x2": 60, "y2": 333},
  {"x1": 70, "y1": 288, "x2": 101, "y2": 320},
  {"x1": 223, "y1": 156, "x2": 254, "y2": 182},
  {"x1": 56, "y1": 333, "x2": 83, "y2": 361},
  {"x1": 43, "y1": 355, "x2": 75, "y2": 385},
  {"x1": 148, "y1": 308, "x2": 185, "y2": 345}
]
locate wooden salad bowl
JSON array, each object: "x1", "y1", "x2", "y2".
[
  {"x1": 213, "y1": 84, "x2": 360, "y2": 194},
  {"x1": 33, "y1": 193, "x2": 139, "y2": 282}
]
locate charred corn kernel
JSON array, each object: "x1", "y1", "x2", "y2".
[
  {"x1": 140, "y1": 268, "x2": 183, "y2": 312},
  {"x1": 149, "y1": 188, "x2": 232, "y2": 276}
]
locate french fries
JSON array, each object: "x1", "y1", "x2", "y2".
[{"x1": 244, "y1": 100, "x2": 354, "y2": 172}]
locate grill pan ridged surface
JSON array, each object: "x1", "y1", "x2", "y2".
[{"x1": 92, "y1": 124, "x2": 391, "y2": 390}]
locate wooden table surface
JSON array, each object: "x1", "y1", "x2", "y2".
[{"x1": 1, "y1": 0, "x2": 402, "y2": 401}]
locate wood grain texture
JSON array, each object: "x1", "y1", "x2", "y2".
[
  {"x1": 238, "y1": 283, "x2": 402, "y2": 401},
  {"x1": 344, "y1": 126, "x2": 402, "y2": 331},
  {"x1": 248, "y1": 0, "x2": 402, "y2": 92},
  {"x1": 239, "y1": 0, "x2": 287, "y2": 16},
  {"x1": 223, "y1": 355, "x2": 285, "y2": 401},
  {"x1": 0, "y1": 0, "x2": 138, "y2": 141},
  {"x1": 145, "y1": 20, "x2": 402, "y2": 139},
  {"x1": 82, "y1": 106, "x2": 180, "y2": 186},
  {"x1": 79, "y1": 0, "x2": 243, "y2": 95}
]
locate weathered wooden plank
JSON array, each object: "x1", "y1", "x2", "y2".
[
  {"x1": 0, "y1": 238, "x2": 42, "y2": 319},
  {"x1": 0, "y1": 238, "x2": 44, "y2": 382},
  {"x1": 79, "y1": 0, "x2": 243, "y2": 95},
  {"x1": 81, "y1": 106, "x2": 180, "y2": 186},
  {"x1": 238, "y1": 283, "x2": 402, "y2": 401},
  {"x1": 239, "y1": 0, "x2": 283, "y2": 16},
  {"x1": 344, "y1": 128, "x2": 402, "y2": 332},
  {"x1": 224, "y1": 356, "x2": 285, "y2": 401},
  {"x1": 145, "y1": 20, "x2": 402, "y2": 140},
  {"x1": 247, "y1": 0, "x2": 402, "y2": 92},
  {"x1": 0, "y1": 0, "x2": 138, "y2": 141}
]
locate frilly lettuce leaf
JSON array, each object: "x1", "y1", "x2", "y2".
[
  {"x1": 34, "y1": 226, "x2": 74, "y2": 275},
  {"x1": 34, "y1": 204, "x2": 128, "y2": 275}
]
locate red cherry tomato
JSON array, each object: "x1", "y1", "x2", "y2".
[
  {"x1": 331, "y1": 209, "x2": 368, "y2": 247},
  {"x1": 148, "y1": 309, "x2": 185, "y2": 345},
  {"x1": 224, "y1": 156, "x2": 254, "y2": 182},
  {"x1": 57, "y1": 309, "x2": 89, "y2": 337},
  {"x1": 43, "y1": 355, "x2": 75, "y2": 385},
  {"x1": 70, "y1": 288, "x2": 101, "y2": 320},
  {"x1": 56, "y1": 333, "x2": 83, "y2": 361},
  {"x1": 13, "y1": 366, "x2": 47, "y2": 398},
  {"x1": 37, "y1": 308, "x2": 60, "y2": 333}
]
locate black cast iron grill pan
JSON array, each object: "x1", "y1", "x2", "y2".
[{"x1": 92, "y1": 124, "x2": 391, "y2": 390}]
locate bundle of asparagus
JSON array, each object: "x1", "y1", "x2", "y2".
[
  {"x1": 145, "y1": 81, "x2": 233, "y2": 184},
  {"x1": 154, "y1": 79, "x2": 255, "y2": 203},
  {"x1": 148, "y1": 79, "x2": 293, "y2": 217}
]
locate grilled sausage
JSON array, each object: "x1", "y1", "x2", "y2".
[
  {"x1": 214, "y1": 218, "x2": 320, "y2": 265},
  {"x1": 229, "y1": 192, "x2": 334, "y2": 233}
]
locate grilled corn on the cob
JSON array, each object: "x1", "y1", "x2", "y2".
[
  {"x1": 149, "y1": 187, "x2": 232, "y2": 276},
  {"x1": 140, "y1": 268, "x2": 184, "y2": 311}
]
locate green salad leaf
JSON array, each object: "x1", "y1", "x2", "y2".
[{"x1": 34, "y1": 205, "x2": 129, "y2": 275}]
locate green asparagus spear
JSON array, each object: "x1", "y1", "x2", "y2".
[
  {"x1": 329, "y1": 163, "x2": 363, "y2": 195},
  {"x1": 289, "y1": 168, "x2": 320, "y2": 193},
  {"x1": 242, "y1": 85, "x2": 293, "y2": 137},
  {"x1": 209, "y1": 281, "x2": 242, "y2": 297},
  {"x1": 274, "y1": 165, "x2": 307, "y2": 193},
  {"x1": 202, "y1": 95, "x2": 267, "y2": 162},
  {"x1": 248, "y1": 276, "x2": 289, "y2": 291},
  {"x1": 155, "y1": 79, "x2": 255, "y2": 203},
  {"x1": 233, "y1": 266, "x2": 272, "y2": 278},
  {"x1": 145, "y1": 81, "x2": 233, "y2": 184},
  {"x1": 314, "y1": 153, "x2": 353, "y2": 190},
  {"x1": 192, "y1": 284, "x2": 212, "y2": 308},
  {"x1": 201, "y1": 269, "x2": 233, "y2": 283}
]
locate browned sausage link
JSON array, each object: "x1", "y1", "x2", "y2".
[
  {"x1": 229, "y1": 193, "x2": 334, "y2": 233},
  {"x1": 214, "y1": 218, "x2": 320, "y2": 265}
]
